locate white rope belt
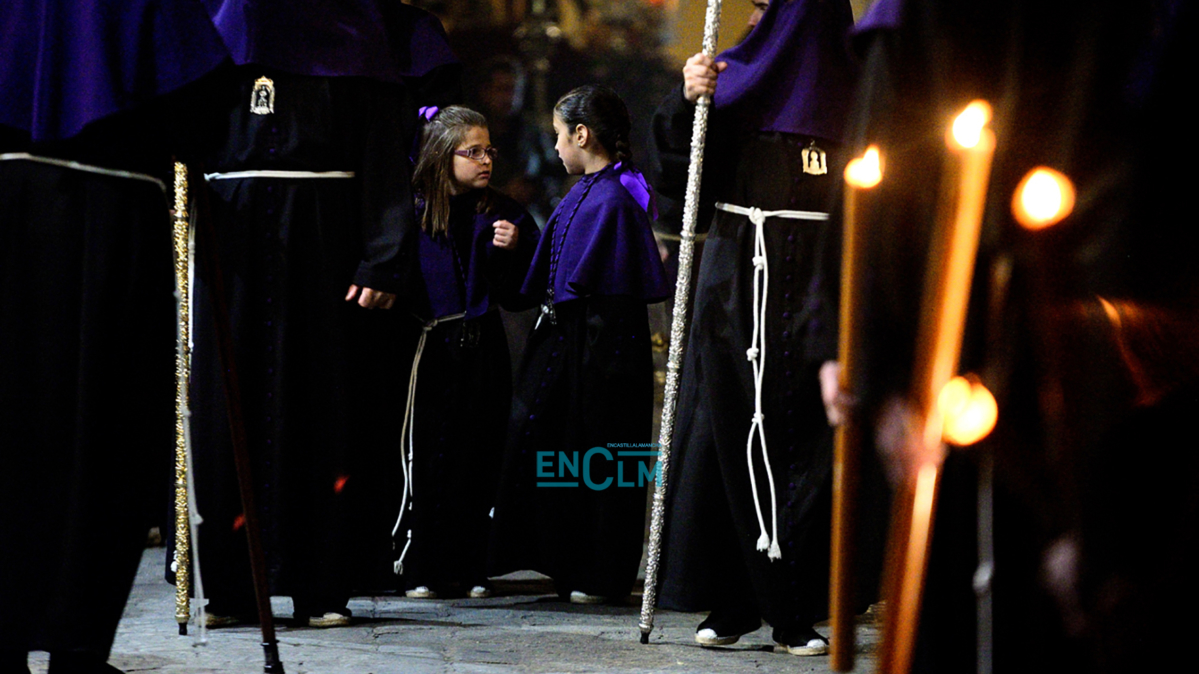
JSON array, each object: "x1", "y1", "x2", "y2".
[
  {"x1": 716, "y1": 202, "x2": 830, "y2": 561},
  {"x1": 714, "y1": 202, "x2": 829, "y2": 223},
  {"x1": 391, "y1": 312, "x2": 466, "y2": 576},
  {"x1": 203, "y1": 170, "x2": 355, "y2": 181},
  {"x1": 1, "y1": 152, "x2": 166, "y2": 191}
]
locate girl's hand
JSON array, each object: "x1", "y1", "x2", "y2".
[
  {"x1": 493, "y1": 220, "x2": 518, "y2": 250},
  {"x1": 345, "y1": 284, "x2": 396, "y2": 309},
  {"x1": 683, "y1": 53, "x2": 728, "y2": 103}
]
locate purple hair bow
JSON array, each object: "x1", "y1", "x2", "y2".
[
  {"x1": 418, "y1": 105, "x2": 440, "y2": 122},
  {"x1": 614, "y1": 162, "x2": 659, "y2": 220}
]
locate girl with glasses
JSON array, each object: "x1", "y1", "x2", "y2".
[{"x1": 393, "y1": 105, "x2": 538, "y2": 600}]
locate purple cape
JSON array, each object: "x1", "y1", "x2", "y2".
[
  {"x1": 713, "y1": 0, "x2": 856, "y2": 141},
  {"x1": 418, "y1": 191, "x2": 538, "y2": 320},
  {"x1": 521, "y1": 163, "x2": 670, "y2": 304},
  {"x1": 200, "y1": 0, "x2": 457, "y2": 83},
  {"x1": 0, "y1": 0, "x2": 229, "y2": 141}
]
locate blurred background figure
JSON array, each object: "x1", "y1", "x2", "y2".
[
  {"x1": 0, "y1": 1, "x2": 229, "y2": 672},
  {"x1": 467, "y1": 56, "x2": 561, "y2": 223},
  {"x1": 846, "y1": 0, "x2": 1199, "y2": 672}
]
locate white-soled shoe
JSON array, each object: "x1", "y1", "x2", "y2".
[
  {"x1": 695, "y1": 628, "x2": 743, "y2": 647},
  {"x1": 468, "y1": 585, "x2": 493, "y2": 598},
  {"x1": 405, "y1": 586, "x2": 438, "y2": 599},
  {"x1": 307, "y1": 612, "x2": 351, "y2": 628},
  {"x1": 569, "y1": 590, "x2": 607, "y2": 605},
  {"x1": 774, "y1": 637, "x2": 830, "y2": 656}
]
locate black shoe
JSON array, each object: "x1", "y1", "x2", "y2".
[
  {"x1": 0, "y1": 650, "x2": 31, "y2": 674},
  {"x1": 771, "y1": 625, "x2": 829, "y2": 656},
  {"x1": 48, "y1": 652, "x2": 123, "y2": 674},
  {"x1": 695, "y1": 610, "x2": 761, "y2": 647}
]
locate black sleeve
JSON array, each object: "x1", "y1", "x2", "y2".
[
  {"x1": 649, "y1": 85, "x2": 696, "y2": 201},
  {"x1": 648, "y1": 83, "x2": 732, "y2": 235},
  {"x1": 352, "y1": 82, "x2": 417, "y2": 294}
]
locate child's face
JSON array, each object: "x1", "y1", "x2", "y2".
[
  {"x1": 553, "y1": 114, "x2": 586, "y2": 175},
  {"x1": 450, "y1": 126, "x2": 493, "y2": 194}
]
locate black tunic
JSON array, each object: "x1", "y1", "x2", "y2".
[
  {"x1": 490, "y1": 296, "x2": 656, "y2": 598},
  {"x1": 651, "y1": 87, "x2": 848, "y2": 631},
  {"x1": 395, "y1": 190, "x2": 537, "y2": 593},
  {"x1": 188, "y1": 67, "x2": 416, "y2": 616}
]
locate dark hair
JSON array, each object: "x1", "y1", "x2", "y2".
[
  {"x1": 553, "y1": 85, "x2": 633, "y2": 164},
  {"x1": 412, "y1": 105, "x2": 491, "y2": 235}
]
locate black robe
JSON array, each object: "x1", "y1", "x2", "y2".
[
  {"x1": 187, "y1": 67, "x2": 416, "y2": 617},
  {"x1": 651, "y1": 86, "x2": 863, "y2": 631},
  {"x1": 0, "y1": 69, "x2": 228, "y2": 659},
  {"x1": 393, "y1": 189, "x2": 537, "y2": 593}
]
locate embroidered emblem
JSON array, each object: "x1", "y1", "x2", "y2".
[
  {"x1": 250, "y1": 77, "x2": 275, "y2": 115},
  {"x1": 801, "y1": 140, "x2": 827, "y2": 176}
]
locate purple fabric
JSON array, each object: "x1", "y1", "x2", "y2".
[
  {"x1": 521, "y1": 163, "x2": 670, "y2": 304},
  {"x1": 418, "y1": 192, "x2": 538, "y2": 319},
  {"x1": 0, "y1": 0, "x2": 229, "y2": 141},
  {"x1": 201, "y1": 1, "x2": 457, "y2": 82},
  {"x1": 380, "y1": 2, "x2": 460, "y2": 78},
  {"x1": 614, "y1": 162, "x2": 659, "y2": 220},
  {"x1": 713, "y1": 0, "x2": 856, "y2": 141},
  {"x1": 853, "y1": 0, "x2": 904, "y2": 34}
]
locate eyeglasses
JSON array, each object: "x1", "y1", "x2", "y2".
[{"x1": 454, "y1": 146, "x2": 499, "y2": 162}]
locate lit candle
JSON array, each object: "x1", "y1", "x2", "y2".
[
  {"x1": 1013, "y1": 166, "x2": 1075, "y2": 229},
  {"x1": 880, "y1": 102, "x2": 997, "y2": 674},
  {"x1": 915, "y1": 100, "x2": 996, "y2": 456},
  {"x1": 830, "y1": 145, "x2": 883, "y2": 671},
  {"x1": 937, "y1": 375, "x2": 998, "y2": 446}
]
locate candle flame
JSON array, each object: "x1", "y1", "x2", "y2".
[
  {"x1": 1013, "y1": 167, "x2": 1075, "y2": 229},
  {"x1": 951, "y1": 101, "x2": 992, "y2": 149},
  {"x1": 845, "y1": 145, "x2": 883, "y2": 188},
  {"x1": 938, "y1": 376, "x2": 998, "y2": 446}
]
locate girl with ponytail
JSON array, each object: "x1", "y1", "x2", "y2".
[{"x1": 489, "y1": 85, "x2": 670, "y2": 603}]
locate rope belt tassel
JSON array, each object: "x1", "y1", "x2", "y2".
[
  {"x1": 391, "y1": 313, "x2": 466, "y2": 575},
  {"x1": 715, "y1": 203, "x2": 830, "y2": 561}
]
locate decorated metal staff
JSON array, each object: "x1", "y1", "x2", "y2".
[
  {"x1": 172, "y1": 162, "x2": 193, "y2": 636},
  {"x1": 638, "y1": 0, "x2": 724, "y2": 645},
  {"x1": 877, "y1": 101, "x2": 996, "y2": 674},
  {"x1": 191, "y1": 166, "x2": 285, "y2": 673}
]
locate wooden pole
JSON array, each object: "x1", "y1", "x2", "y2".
[{"x1": 191, "y1": 167, "x2": 285, "y2": 673}]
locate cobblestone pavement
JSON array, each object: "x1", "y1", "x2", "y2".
[{"x1": 27, "y1": 549, "x2": 880, "y2": 673}]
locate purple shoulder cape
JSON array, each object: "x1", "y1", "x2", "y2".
[
  {"x1": 0, "y1": 0, "x2": 229, "y2": 141},
  {"x1": 521, "y1": 163, "x2": 670, "y2": 304},
  {"x1": 418, "y1": 191, "x2": 538, "y2": 320},
  {"x1": 713, "y1": 0, "x2": 856, "y2": 141},
  {"x1": 201, "y1": 0, "x2": 457, "y2": 83}
]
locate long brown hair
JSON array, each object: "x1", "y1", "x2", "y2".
[{"x1": 412, "y1": 105, "x2": 491, "y2": 235}]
